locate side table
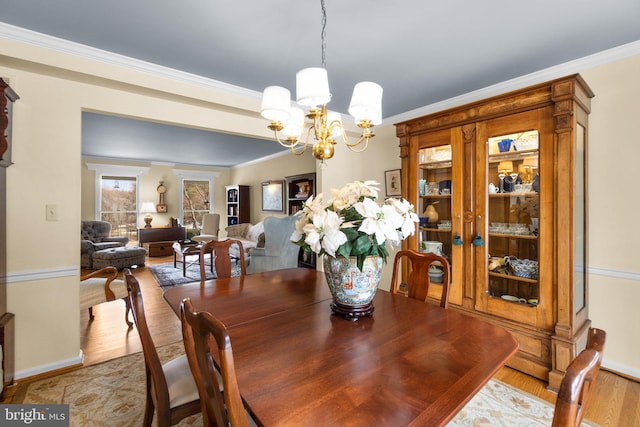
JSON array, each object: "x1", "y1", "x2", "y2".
[{"x1": 172, "y1": 241, "x2": 203, "y2": 277}]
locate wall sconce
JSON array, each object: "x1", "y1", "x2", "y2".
[{"x1": 141, "y1": 202, "x2": 156, "y2": 228}]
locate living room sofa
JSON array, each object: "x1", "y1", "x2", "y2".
[
  {"x1": 247, "y1": 215, "x2": 300, "y2": 274},
  {"x1": 224, "y1": 221, "x2": 264, "y2": 260},
  {"x1": 81, "y1": 220, "x2": 130, "y2": 269}
]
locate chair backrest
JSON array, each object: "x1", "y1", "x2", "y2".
[
  {"x1": 201, "y1": 213, "x2": 220, "y2": 238},
  {"x1": 552, "y1": 349, "x2": 602, "y2": 426},
  {"x1": 123, "y1": 269, "x2": 173, "y2": 419},
  {"x1": 390, "y1": 249, "x2": 450, "y2": 308},
  {"x1": 81, "y1": 220, "x2": 112, "y2": 241},
  {"x1": 200, "y1": 239, "x2": 246, "y2": 280},
  {"x1": 180, "y1": 298, "x2": 249, "y2": 427}
]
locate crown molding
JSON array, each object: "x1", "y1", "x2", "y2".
[
  {"x1": 385, "y1": 40, "x2": 640, "y2": 125},
  {"x1": 2, "y1": 22, "x2": 639, "y2": 126},
  {"x1": 0, "y1": 22, "x2": 263, "y2": 101}
]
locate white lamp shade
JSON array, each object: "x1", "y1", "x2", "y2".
[
  {"x1": 261, "y1": 86, "x2": 291, "y2": 122},
  {"x1": 280, "y1": 107, "x2": 305, "y2": 139},
  {"x1": 348, "y1": 81, "x2": 382, "y2": 124},
  {"x1": 141, "y1": 202, "x2": 156, "y2": 213},
  {"x1": 296, "y1": 67, "x2": 331, "y2": 107}
]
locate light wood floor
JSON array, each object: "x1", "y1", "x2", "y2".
[{"x1": 9, "y1": 255, "x2": 640, "y2": 426}]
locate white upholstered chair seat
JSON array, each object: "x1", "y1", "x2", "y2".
[{"x1": 162, "y1": 354, "x2": 201, "y2": 408}]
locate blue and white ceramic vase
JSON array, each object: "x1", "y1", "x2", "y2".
[{"x1": 323, "y1": 255, "x2": 383, "y2": 320}]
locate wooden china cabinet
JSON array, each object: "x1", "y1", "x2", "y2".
[
  {"x1": 1, "y1": 78, "x2": 18, "y2": 400},
  {"x1": 395, "y1": 74, "x2": 593, "y2": 390}
]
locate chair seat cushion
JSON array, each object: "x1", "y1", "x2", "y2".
[
  {"x1": 162, "y1": 354, "x2": 200, "y2": 408},
  {"x1": 79, "y1": 278, "x2": 127, "y2": 310}
]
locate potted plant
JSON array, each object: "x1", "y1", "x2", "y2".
[{"x1": 291, "y1": 180, "x2": 418, "y2": 319}]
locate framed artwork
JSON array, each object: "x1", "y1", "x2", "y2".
[
  {"x1": 384, "y1": 169, "x2": 402, "y2": 197},
  {"x1": 262, "y1": 180, "x2": 284, "y2": 212}
]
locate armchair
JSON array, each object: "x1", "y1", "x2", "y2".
[
  {"x1": 191, "y1": 213, "x2": 220, "y2": 243},
  {"x1": 247, "y1": 216, "x2": 300, "y2": 274},
  {"x1": 81, "y1": 221, "x2": 129, "y2": 269}
]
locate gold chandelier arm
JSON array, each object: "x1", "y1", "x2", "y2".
[{"x1": 344, "y1": 134, "x2": 371, "y2": 153}]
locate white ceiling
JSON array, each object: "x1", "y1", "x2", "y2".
[{"x1": 2, "y1": 0, "x2": 639, "y2": 167}]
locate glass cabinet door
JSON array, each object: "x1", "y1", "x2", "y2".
[
  {"x1": 417, "y1": 145, "x2": 453, "y2": 286},
  {"x1": 486, "y1": 130, "x2": 540, "y2": 306}
]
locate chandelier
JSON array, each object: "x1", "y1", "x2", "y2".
[{"x1": 260, "y1": 0, "x2": 383, "y2": 164}]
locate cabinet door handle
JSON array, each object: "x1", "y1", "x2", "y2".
[{"x1": 472, "y1": 215, "x2": 484, "y2": 246}]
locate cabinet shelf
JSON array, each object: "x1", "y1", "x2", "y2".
[
  {"x1": 419, "y1": 160, "x2": 452, "y2": 169},
  {"x1": 419, "y1": 194, "x2": 451, "y2": 199},
  {"x1": 420, "y1": 227, "x2": 451, "y2": 233},
  {"x1": 489, "y1": 271, "x2": 538, "y2": 284},
  {"x1": 489, "y1": 193, "x2": 538, "y2": 198},
  {"x1": 489, "y1": 233, "x2": 537, "y2": 240}
]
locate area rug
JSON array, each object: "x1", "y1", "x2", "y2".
[
  {"x1": 10, "y1": 343, "x2": 598, "y2": 427},
  {"x1": 148, "y1": 261, "x2": 242, "y2": 289}
]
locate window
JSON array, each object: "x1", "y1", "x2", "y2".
[
  {"x1": 86, "y1": 163, "x2": 149, "y2": 243},
  {"x1": 174, "y1": 169, "x2": 220, "y2": 235},
  {"x1": 100, "y1": 176, "x2": 137, "y2": 241},
  {"x1": 182, "y1": 179, "x2": 210, "y2": 232}
]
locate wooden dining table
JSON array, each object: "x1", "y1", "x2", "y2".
[{"x1": 163, "y1": 268, "x2": 518, "y2": 427}]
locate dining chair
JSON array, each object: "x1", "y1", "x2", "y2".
[
  {"x1": 390, "y1": 249, "x2": 450, "y2": 308},
  {"x1": 123, "y1": 269, "x2": 201, "y2": 427},
  {"x1": 200, "y1": 239, "x2": 247, "y2": 280},
  {"x1": 551, "y1": 327, "x2": 606, "y2": 427},
  {"x1": 180, "y1": 297, "x2": 253, "y2": 427}
]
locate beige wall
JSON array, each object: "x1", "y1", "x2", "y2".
[
  {"x1": 580, "y1": 56, "x2": 640, "y2": 374},
  {"x1": 2, "y1": 35, "x2": 639, "y2": 380},
  {"x1": 230, "y1": 151, "x2": 316, "y2": 224}
]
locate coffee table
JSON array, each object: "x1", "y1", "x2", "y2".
[{"x1": 172, "y1": 241, "x2": 202, "y2": 276}]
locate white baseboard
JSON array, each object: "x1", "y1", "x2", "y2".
[
  {"x1": 15, "y1": 350, "x2": 83, "y2": 380},
  {"x1": 602, "y1": 358, "x2": 640, "y2": 382}
]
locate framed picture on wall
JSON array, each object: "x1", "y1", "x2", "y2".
[
  {"x1": 262, "y1": 180, "x2": 284, "y2": 212},
  {"x1": 384, "y1": 169, "x2": 402, "y2": 197}
]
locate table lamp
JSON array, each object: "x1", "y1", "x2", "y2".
[
  {"x1": 141, "y1": 202, "x2": 156, "y2": 228},
  {"x1": 497, "y1": 161, "x2": 513, "y2": 193},
  {"x1": 522, "y1": 157, "x2": 538, "y2": 184}
]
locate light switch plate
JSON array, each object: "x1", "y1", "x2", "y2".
[{"x1": 46, "y1": 204, "x2": 58, "y2": 221}]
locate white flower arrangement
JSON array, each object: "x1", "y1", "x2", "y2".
[{"x1": 290, "y1": 180, "x2": 419, "y2": 270}]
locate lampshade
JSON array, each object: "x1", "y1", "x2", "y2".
[
  {"x1": 348, "y1": 81, "x2": 383, "y2": 124},
  {"x1": 498, "y1": 161, "x2": 513, "y2": 173},
  {"x1": 141, "y1": 202, "x2": 156, "y2": 213},
  {"x1": 523, "y1": 157, "x2": 538, "y2": 168},
  {"x1": 261, "y1": 86, "x2": 291, "y2": 122},
  {"x1": 296, "y1": 67, "x2": 331, "y2": 107},
  {"x1": 280, "y1": 107, "x2": 305, "y2": 139}
]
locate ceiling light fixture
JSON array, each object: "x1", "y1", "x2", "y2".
[{"x1": 260, "y1": 0, "x2": 382, "y2": 165}]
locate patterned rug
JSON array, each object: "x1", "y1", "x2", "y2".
[
  {"x1": 10, "y1": 342, "x2": 598, "y2": 427},
  {"x1": 147, "y1": 261, "x2": 241, "y2": 289}
]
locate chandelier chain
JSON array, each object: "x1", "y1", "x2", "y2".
[{"x1": 320, "y1": 0, "x2": 327, "y2": 69}]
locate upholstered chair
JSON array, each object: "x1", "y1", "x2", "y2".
[
  {"x1": 80, "y1": 266, "x2": 132, "y2": 327},
  {"x1": 81, "y1": 220, "x2": 129, "y2": 269},
  {"x1": 246, "y1": 216, "x2": 299, "y2": 274},
  {"x1": 191, "y1": 214, "x2": 220, "y2": 243}
]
